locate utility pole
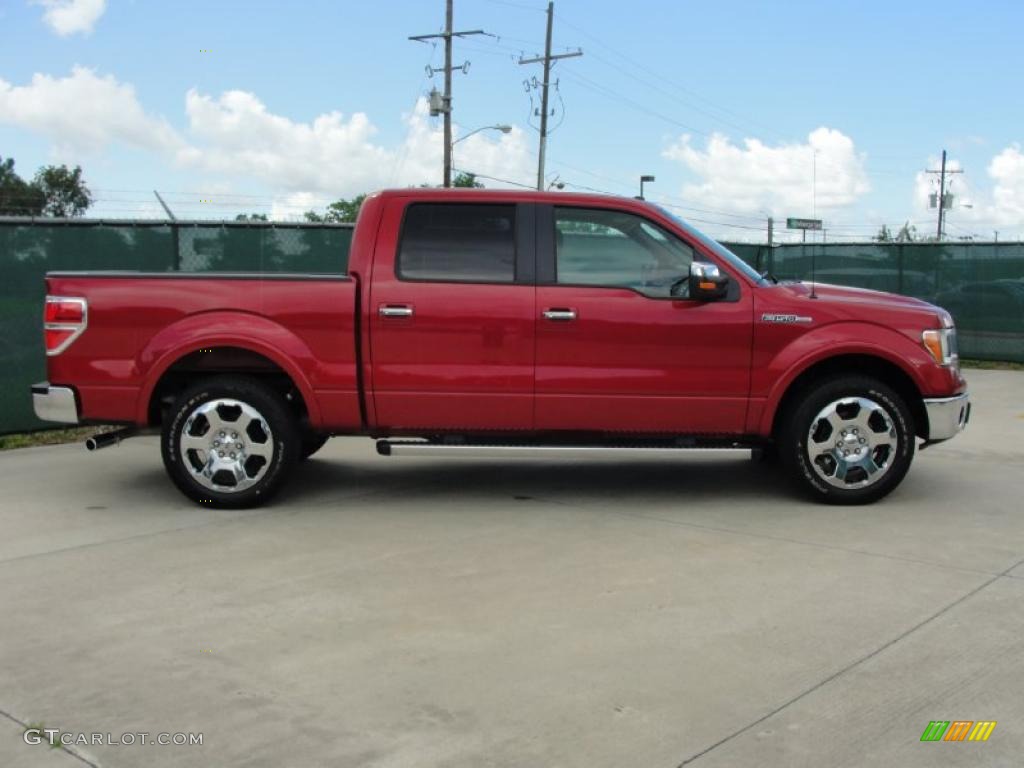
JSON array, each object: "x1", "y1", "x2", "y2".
[
  {"x1": 925, "y1": 149, "x2": 963, "y2": 241},
  {"x1": 767, "y1": 216, "x2": 774, "y2": 247},
  {"x1": 519, "y1": 2, "x2": 581, "y2": 190},
  {"x1": 410, "y1": 1, "x2": 486, "y2": 187}
]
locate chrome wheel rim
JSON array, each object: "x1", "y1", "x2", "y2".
[
  {"x1": 806, "y1": 396, "x2": 898, "y2": 489},
  {"x1": 179, "y1": 398, "x2": 274, "y2": 493}
]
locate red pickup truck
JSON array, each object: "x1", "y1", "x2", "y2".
[{"x1": 32, "y1": 189, "x2": 970, "y2": 507}]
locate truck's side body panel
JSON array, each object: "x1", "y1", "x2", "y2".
[
  {"x1": 746, "y1": 283, "x2": 967, "y2": 434},
  {"x1": 531, "y1": 198, "x2": 754, "y2": 434},
  {"x1": 44, "y1": 274, "x2": 361, "y2": 429},
  {"x1": 533, "y1": 286, "x2": 752, "y2": 434},
  {"x1": 365, "y1": 198, "x2": 536, "y2": 432}
]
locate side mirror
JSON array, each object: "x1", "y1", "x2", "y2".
[{"x1": 689, "y1": 261, "x2": 729, "y2": 301}]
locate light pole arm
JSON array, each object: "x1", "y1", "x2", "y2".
[{"x1": 452, "y1": 124, "x2": 511, "y2": 146}]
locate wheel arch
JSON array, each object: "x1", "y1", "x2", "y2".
[
  {"x1": 144, "y1": 344, "x2": 317, "y2": 428},
  {"x1": 768, "y1": 353, "x2": 928, "y2": 440},
  {"x1": 137, "y1": 314, "x2": 321, "y2": 428}
]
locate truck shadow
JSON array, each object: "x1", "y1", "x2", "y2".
[{"x1": 285, "y1": 455, "x2": 794, "y2": 507}]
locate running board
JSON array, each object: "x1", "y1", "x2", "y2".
[{"x1": 376, "y1": 441, "x2": 752, "y2": 460}]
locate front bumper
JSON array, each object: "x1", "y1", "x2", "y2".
[
  {"x1": 923, "y1": 391, "x2": 970, "y2": 441},
  {"x1": 32, "y1": 382, "x2": 79, "y2": 424}
]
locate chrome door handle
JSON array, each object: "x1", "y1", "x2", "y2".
[
  {"x1": 379, "y1": 305, "x2": 414, "y2": 318},
  {"x1": 543, "y1": 309, "x2": 577, "y2": 322}
]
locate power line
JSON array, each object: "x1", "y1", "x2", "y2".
[
  {"x1": 553, "y1": 11, "x2": 787, "y2": 143},
  {"x1": 558, "y1": 67, "x2": 711, "y2": 137},
  {"x1": 518, "y1": 2, "x2": 582, "y2": 190},
  {"x1": 409, "y1": 1, "x2": 490, "y2": 187}
]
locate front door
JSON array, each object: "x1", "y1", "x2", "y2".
[
  {"x1": 534, "y1": 204, "x2": 753, "y2": 434},
  {"x1": 369, "y1": 199, "x2": 536, "y2": 432}
]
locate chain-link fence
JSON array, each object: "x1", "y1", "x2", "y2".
[{"x1": 1, "y1": 218, "x2": 1021, "y2": 433}]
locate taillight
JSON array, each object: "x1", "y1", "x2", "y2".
[{"x1": 44, "y1": 296, "x2": 87, "y2": 355}]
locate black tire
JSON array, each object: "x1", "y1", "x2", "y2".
[
  {"x1": 779, "y1": 375, "x2": 915, "y2": 505},
  {"x1": 161, "y1": 376, "x2": 300, "y2": 509},
  {"x1": 300, "y1": 432, "x2": 329, "y2": 461}
]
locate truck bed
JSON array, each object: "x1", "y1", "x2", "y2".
[{"x1": 43, "y1": 271, "x2": 363, "y2": 430}]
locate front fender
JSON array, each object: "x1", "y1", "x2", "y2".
[
  {"x1": 755, "y1": 321, "x2": 936, "y2": 435},
  {"x1": 135, "y1": 310, "x2": 322, "y2": 426}
]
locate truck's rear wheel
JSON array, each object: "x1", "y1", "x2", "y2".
[
  {"x1": 161, "y1": 376, "x2": 299, "y2": 508},
  {"x1": 780, "y1": 375, "x2": 915, "y2": 505}
]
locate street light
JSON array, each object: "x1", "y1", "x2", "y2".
[
  {"x1": 452, "y1": 124, "x2": 512, "y2": 146},
  {"x1": 638, "y1": 174, "x2": 655, "y2": 200},
  {"x1": 448, "y1": 124, "x2": 513, "y2": 187}
]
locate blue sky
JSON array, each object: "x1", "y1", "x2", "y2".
[{"x1": 1, "y1": 0, "x2": 1022, "y2": 241}]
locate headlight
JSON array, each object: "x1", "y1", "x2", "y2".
[{"x1": 922, "y1": 327, "x2": 958, "y2": 366}]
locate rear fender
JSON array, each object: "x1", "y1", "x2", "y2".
[{"x1": 135, "y1": 310, "x2": 321, "y2": 426}]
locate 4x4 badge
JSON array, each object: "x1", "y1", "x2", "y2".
[{"x1": 762, "y1": 313, "x2": 813, "y2": 324}]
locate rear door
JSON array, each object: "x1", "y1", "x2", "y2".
[
  {"x1": 534, "y1": 204, "x2": 753, "y2": 434},
  {"x1": 368, "y1": 198, "x2": 536, "y2": 432}
]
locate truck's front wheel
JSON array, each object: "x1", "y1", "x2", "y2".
[
  {"x1": 161, "y1": 376, "x2": 300, "y2": 508},
  {"x1": 780, "y1": 375, "x2": 915, "y2": 505}
]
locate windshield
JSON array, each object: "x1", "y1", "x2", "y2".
[{"x1": 654, "y1": 206, "x2": 767, "y2": 284}]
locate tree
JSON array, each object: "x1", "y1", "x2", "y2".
[
  {"x1": 33, "y1": 164, "x2": 92, "y2": 217},
  {"x1": 452, "y1": 172, "x2": 484, "y2": 188},
  {"x1": 0, "y1": 157, "x2": 44, "y2": 216},
  {"x1": 304, "y1": 194, "x2": 366, "y2": 223},
  {"x1": 894, "y1": 221, "x2": 917, "y2": 242},
  {"x1": 875, "y1": 222, "x2": 917, "y2": 243},
  {"x1": 235, "y1": 213, "x2": 268, "y2": 222}
]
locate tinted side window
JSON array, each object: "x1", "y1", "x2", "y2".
[
  {"x1": 398, "y1": 203, "x2": 516, "y2": 283},
  {"x1": 554, "y1": 207, "x2": 694, "y2": 297}
]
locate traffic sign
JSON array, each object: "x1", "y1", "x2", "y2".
[{"x1": 786, "y1": 217, "x2": 823, "y2": 231}]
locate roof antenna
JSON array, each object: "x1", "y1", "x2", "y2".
[
  {"x1": 809, "y1": 149, "x2": 818, "y2": 299},
  {"x1": 809, "y1": 233, "x2": 818, "y2": 299}
]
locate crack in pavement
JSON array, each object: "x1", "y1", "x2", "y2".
[
  {"x1": 0, "y1": 706, "x2": 101, "y2": 767},
  {"x1": 0, "y1": 478, "x2": 428, "y2": 568},
  {"x1": 527, "y1": 490, "x2": 1010, "y2": 580},
  {"x1": 672, "y1": 553, "x2": 1024, "y2": 766}
]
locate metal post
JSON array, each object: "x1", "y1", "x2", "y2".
[
  {"x1": 536, "y1": 2, "x2": 554, "y2": 191},
  {"x1": 409, "y1": 5, "x2": 487, "y2": 187},
  {"x1": 443, "y1": 0, "x2": 453, "y2": 187},
  {"x1": 154, "y1": 190, "x2": 180, "y2": 270},
  {"x1": 937, "y1": 149, "x2": 947, "y2": 241},
  {"x1": 519, "y1": 4, "x2": 581, "y2": 191}
]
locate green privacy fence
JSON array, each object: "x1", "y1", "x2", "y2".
[
  {"x1": 1, "y1": 219, "x2": 353, "y2": 434},
  {"x1": 732, "y1": 241, "x2": 1024, "y2": 362},
  {"x1": 1, "y1": 218, "x2": 1021, "y2": 433}
]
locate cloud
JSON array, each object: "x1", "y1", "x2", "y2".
[
  {"x1": 32, "y1": 0, "x2": 107, "y2": 36},
  {"x1": 0, "y1": 67, "x2": 535, "y2": 208},
  {"x1": 986, "y1": 145, "x2": 1024, "y2": 226},
  {"x1": 177, "y1": 92, "x2": 533, "y2": 198},
  {"x1": 0, "y1": 66, "x2": 182, "y2": 155},
  {"x1": 664, "y1": 127, "x2": 870, "y2": 216},
  {"x1": 177, "y1": 89, "x2": 393, "y2": 197}
]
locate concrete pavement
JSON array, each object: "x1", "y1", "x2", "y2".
[{"x1": 1, "y1": 369, "x2": 1022, "y2": 767}]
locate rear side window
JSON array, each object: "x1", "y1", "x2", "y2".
[{"x1": 398, "y1": 203, "x2": 516, "y2": 283}]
